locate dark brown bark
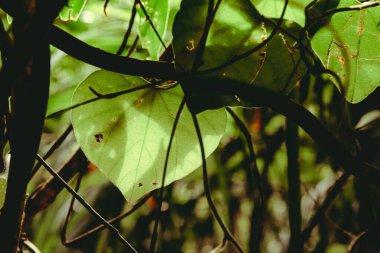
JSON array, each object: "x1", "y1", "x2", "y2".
[{"x1": 0, "y1": 0, "x2": 66, "y2": 252}]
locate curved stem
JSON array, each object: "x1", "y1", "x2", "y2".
[
  {"x1": 188, "y1": 77, "x2": 380, "y2": 185},
  {"x1": 191, "y1": 111, "x2": 244, "y2": 253},
  {"x1": 149, "y1": 99, "x2": 185, "y2": 253},
  {"x1": 226, "y1": 107, "x2": 264, "y2": 253},
  {"x1": 117, "y1": 0, "x2": 138, "y2": 56}
]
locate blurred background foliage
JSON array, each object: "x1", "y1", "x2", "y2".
[{"x1": 1, "y1": 0, "x2": 380, "y2": 252}]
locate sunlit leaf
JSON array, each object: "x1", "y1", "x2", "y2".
[
  {"x1": 311, "y1": 0, "x2": 380, "y2": 103},
  {"x1": 172, "y1": 0, "x2": 306, "y2": 112},
  {"x1": 0, "y1": 159, "x2": 8, "y2": 209},
  {"x1": 60, "y1": 0, "x2": 87, "y2": 22},
  {"x1": 71, "y1": 70, "x2": 226, "y2": 202},
  {"x1": 251, "y1": 0, "x2": 313, "y2": 26},
  {"x1": 0, "y1": 178, "x2": 6, "y2": 209},
  {"x1": 137, "y1": 0, "x2": 169, "y2": 60}
]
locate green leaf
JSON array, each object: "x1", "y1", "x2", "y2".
[
  {"x1": 0, "y1": 162, "x2": 8, "y2": 209},
  {"x1": 0, "y1": 179, "x2": 6, "y2": 209},
  {"x1": 137, "y1": 0, "x2": 169, "y2": 60},
  {"x1": 71, "y1": 70, "x2": 226, "y2": 203},
  {"x1": 251, "y1": 0, "x2": 313, "y2": 26},
  {"x1": 60, "y1": 0, "x2": 87, "y2": 22},
  {"x1": 311, "y1": 0, "x2": 380, "y2": 103},
  {"x1": 172, "y1": 0, "x2": 306, "y2": 111}
]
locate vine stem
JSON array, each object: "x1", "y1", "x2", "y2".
[
  {"x1": 191, "y1": 112, "x2": 244, "y2": 253},
  {"x1": 149, "y1": 99, "x2": 185, "y2": 253},
  {"x1": 187, "y1": 77, "x2": 380, "y2": 185},
  {"x1": 63, "y1": 192, "x2": 153, "y2": 247},
  {"x1": 36, "y1": 155, "x2": 138, "y2": 253},
  {"x1": 300, "y1": 172, "x2": 351, "y2": 244},
  {"x1": 46, "y1": 83, "x2": 151, "y2": 118},
  {"x1": 200, "y1": 0, "x2": 289, "y2": 74},
  {"x1": 30, "y1": 124, "x2": 73, "y2": 178},
  {"x1": 285, "y1": 117, "x2": 302, "y2": 253},
  {"x1": 226, "y1": 107, "x2": 264, "y2": 253},
  {"x1": 117, "y1": 0, "x2": 137, "y2": 56}
]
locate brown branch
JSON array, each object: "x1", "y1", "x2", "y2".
[
  {"x1": 36, "y1": 155, "x2": 137, "y2": 252},
  {"x1": 300, "y1": 172, "x2": 351, "y2": 244},
  {"x1": 25, "y1": 149, "x2": 87, "y2": 220},
  {"x1": 0, "y1": 2, "x2": 177, "y2": 80},
  {"x1": 63, "y1": 191, "x2": 153, "y2": 247},
  {"x1": 0, "y1": 0, "x2": 67, "y2": 251},
  {"x1": 187, "y1": 77, "x2": 380, "y2": 185}
]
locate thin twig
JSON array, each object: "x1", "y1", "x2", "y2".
[
  {"x1": 312, "y1": 1, "x2": 379, "y2": 23},
  {"x1": 200, "y1": 0, "x2": 289, "y2": 74},
  {"x1": 149, "y1": 99, "x2": 185, "y2": 253},
  {"x1": 126, "y1": 36, "x2": 139, "y2": 57},
  {"x1": 25, "y1": 149, "x2": 87, "y2": 220},
  {"x1": 46, "y1": 83, "x2": 151, "y2": 118},
  {"x1": 117, "y1": 0, "x2": 137, "y2": 55},
  {"x1": 191, "y1": 112, "x2": 244, "y2": 253},
  {"x1": 63, "y1": 192, "x2": 153, "y2": 247},
  {"x1": 300, "y1": 172, "x2": 351, "y2": 244},
  {"x1": 226, "y1": 107, "x2": 264, "y2": 253},
  {"x1": 36, "y1": 154, "x2": 137, "y2": 253},
  {"x1": 136, "y1": 0, "x2": 168, "y2": 51},
  {"x1": 61, "y1": 170, "x2": 84, "y2": 246},
  {"x1": 30, "y1": 124, "x2": 73, "y2": 178}
]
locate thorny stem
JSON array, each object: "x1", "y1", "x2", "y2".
[{"x1": 36, "y1": 155, "x2": 138, "y2": 253}]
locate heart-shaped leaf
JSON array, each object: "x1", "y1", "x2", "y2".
[
  {"x1": 311, "y1": 0, "x2": 380, "y2": 103},
  {"x1": 71, "y1": 70, "x2": 226, "y2": 202}
]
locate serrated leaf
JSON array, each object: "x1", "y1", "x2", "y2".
[
  {"x1": 251, "y1": 0, "x2": 313, "y2": 26},
  {"x1": 172, "y1": 0, "x2": 306, "y2": 112},
  {"x1": 71, "y1": 70, "x2": 226, "y2": 202},
  {"x1": 60, "y1": 0, "x2": 87, "y2": 22},
  {"x1": 137, "y1": 0, "x2": 169, "y2": 60},
  {"x1": 311, "y1": 0, "x2": 380, "y2": 103}
]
